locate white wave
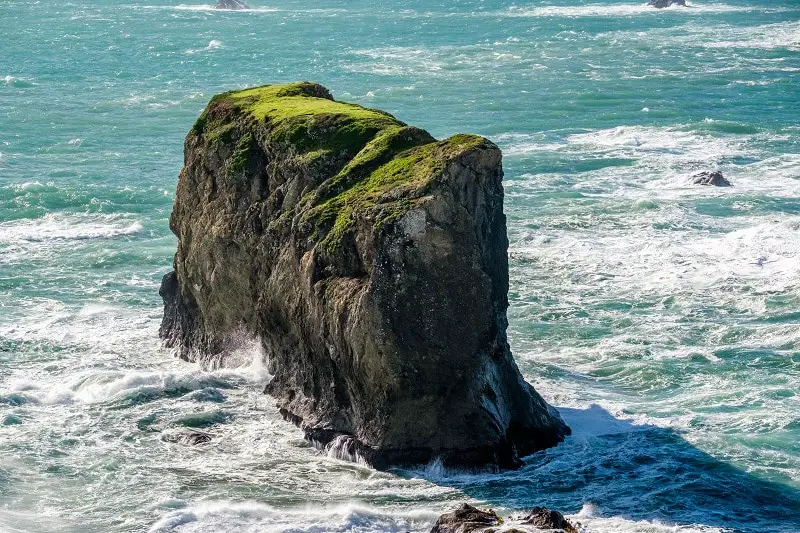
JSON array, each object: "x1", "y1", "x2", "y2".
[
  {"x1": 6, "y1": 181, "x2": 55, "y2": 192},
  {"x1": 173, "y1": 4, "x2": 278, "y2": 12},
  {"x1": 204, "y1": 335, "x2": 272, "y2": 383},
  {"x1": 694, "y1": 21, "x2": 800, "y2": 50},
  {"x1": 0, "y1": 213, "x2": 143, "y2": 244},
  {"x1": 1, "y1": 339, "x2": 268, "y2": 410},
  {"x1": 1, "y1": 75, "x2": 35, "y2": 86},
  {"x1": 186, "y1": 39, "x2": 223, "y2": 54},
  {"x1": 149, "y1": 501, "x2": 439, "y2": 533},
  {"x1": 68, "y1": 369, "x2": 229, "y2": 404},
  {"x1": 7, "y1": 379, "x2": 40, "y2": 392},
  {"x1": 573, "y1": 504, "x2": 728, "y2": 533},
  {"x1": 563, "y1": 124, "x2": 745, "y2": 157},
  {"x1": 499, "y1": 124, "x2": 756, "y2": 174},
  {"x1": 586, "y1": 20, "x2": 800, "y2": 60},
  {"x1": 504, "y1": 2, "x2": 757, "y2": 18},
  {"x1": 500, "y1": 124, "x2": 800, "y2": 200},
  {"x1": 512, "y1": 215, "x2": 800, "y2": 309},
  {"x1": 324, "y1": 435, "x2": 371, "y2": 466}
]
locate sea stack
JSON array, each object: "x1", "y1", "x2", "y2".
[{"x1": 159, "y1": 82, "x2": 570, "y2": 469}]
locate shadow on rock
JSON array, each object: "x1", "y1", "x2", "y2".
[{"x1": 402, "y1": 405, "x2": 800, "y2": 533}]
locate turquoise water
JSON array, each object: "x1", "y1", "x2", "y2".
[{"x1": 1, "y1": 1, "x2": 799, "y2": 531}]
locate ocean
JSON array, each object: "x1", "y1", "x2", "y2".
[{"x1": 1, "y1": 0, "x2": 798, "y2": 531}]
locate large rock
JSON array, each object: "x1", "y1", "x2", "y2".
[
  {"x1": 647, "y1": 0, "x2": 686, "y2": 7},
  {"x1": 160, "y1": 82, "x2": 569, "y2": 469}
]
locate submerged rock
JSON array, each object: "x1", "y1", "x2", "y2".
[
  {"x1": 214, "y1": 0, "x2": 250, "y2": 9},
  {"x1": 430, "y1": 504, "x2": 580, "y2": 533},
  {"x1": 691, "y1": 171, "x2": 731, "y2": 187},
  {"x1": 160, "y1": 82, "x2": 569, "y2": 470},
  {"x1": 161, "y1": 431, "x2": 213, "y2": 446},
  {"x1": 647, "y1": 0, "x2": 686, "y2": 8}
]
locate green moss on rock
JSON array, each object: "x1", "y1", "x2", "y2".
[
  {"x1": 190, "y1": 82, "x2": 495, "y2": 252},
  {"x1": 206, "y1": 122, "x2": 236, "y2": 146},
  {"x1": 227, "y1": 132, "x2": 253, "y2": 178},
  {"x1": 305, "y1": 133, "x2": 492, "y2": 252},
  {"x1": 195, "y1": 82, "x2": 403, "y2": 159}
]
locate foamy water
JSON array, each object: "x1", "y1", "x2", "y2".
[{"x1": 1, "y1": 0, "x2": 798, "y2": 532}]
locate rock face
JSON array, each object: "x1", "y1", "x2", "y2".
[
  {"x1": 647, "y1": 0, "x2": 686, "y2": 7},
  {"x1": 691, "y1": 171, "x2": 731, "y2": 187},
  {"x1": 160, "y1": 82, "x2": 569, "y2": 469},
  {"x1": 214, "y1": 0, "x2": 249, "y2": 9},
  {"x1": 430, "y1": 504, "x2": 579, "y2": 533}
]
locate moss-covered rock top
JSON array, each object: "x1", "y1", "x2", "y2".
[
  {"x1": 194, "y1": 82, "x2": 404, "y2": 156},
  {"x1": 191, "y1": 82, "x2": 497, "y2": 253}
]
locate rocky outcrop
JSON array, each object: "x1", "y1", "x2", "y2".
[
  {"x1": 691, "y1": 171, "x2": 731, "y2": 187},
  {"x1": 430, "y1": 504, "x2": 502, "y2": 533},
  {"x1": 160, "y1": 82, "x2": 569, "y2": 470},
  {"x1": 214, "y1": 0, "x2": 250, "y2": 9},
  {"x1": 521, "y1": 507, "x2": 579, "y2": 533},
  {"x1": 430, "y1": 504, "x2": 580, "y2": 533},
  {"x1": 647, "y1": 0, "x2": 686, "y2": 7}
]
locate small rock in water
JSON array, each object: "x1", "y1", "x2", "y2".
[
  {"x1": 522, "y1": 506, "x2": 579, "y2": 533},
  {"x1": 161, "y1": 431, "x2": 213, "y2": 446},
  {"x1": 214, "y1": 0, "x2": 249, "y2": 9},
  {"x1": 430, "y1": 504, "x2": 501, "y2": 533},
  {"x1": 430, "y1": 504, "x2": 580, "y2": 533},
  {"x1": 647, "y1": 0, "x2": 687, "y2": 8},
  {"x1": 691, "y1": 171, "x2": 732, "y2": 187}
]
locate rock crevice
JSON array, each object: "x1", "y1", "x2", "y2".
[{"x1": 160, "y1": 82, "x2": 569, "y2": 469}]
